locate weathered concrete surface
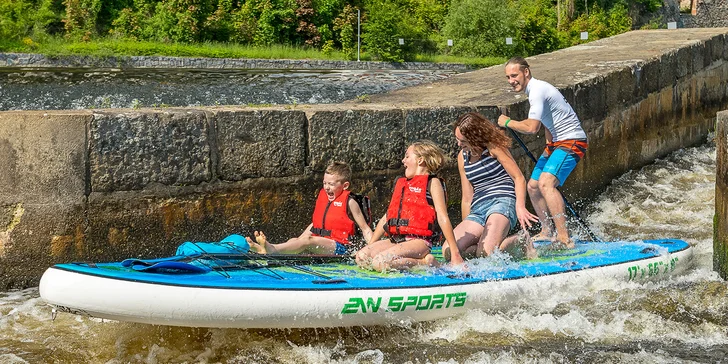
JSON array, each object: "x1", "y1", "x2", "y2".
[
  {"x1": 217, "y1": 110, "x2": 308, "y2": 178},
  {"x1": 716, "y1": 111, "x2": 728, "y2": 279},
  {"x1": 90, "y1": 110, "x2": 213, "y2": 191},
  {"x1": 2, "y1": 28, "x2": 728, "y2": 288},
  {"x1": 0, "y1": 111, "x2": 89, "y2": 287}
]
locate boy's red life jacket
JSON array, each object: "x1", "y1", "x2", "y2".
[
  {"x1": 310, "y1": 189, "x2": 356, "y2": 244},
  {"x1": 385, "y1": 175, "x2": 437, "y2": 237}
]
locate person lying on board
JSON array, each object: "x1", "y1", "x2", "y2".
[
  {"x1": 497, "y1": 57, "x2": 589, "y2": 249},
  {"x1": 247, "y1": 161, "x2": 373, "y2": 255},
  {"x1": 355, "y1": 140, "x2": 465, "y2": 272},
  {"x1": 446, "y1": 112, "x2": 539, "y2": 261}
]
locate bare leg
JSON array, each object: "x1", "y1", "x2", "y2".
[
  {"x1": 450, "y1": 220, "x2": 485, "y2": 260},
  {"x1": 538, "y1": 173, "x2": 574, "y2": 249},
  {"x1": 370, "y1": 239, "x2": 431, "y2": 272},
  {"x1": 476, "y1": 214, "x2": 510, "y2": 257},
  {"x1": 255, "y1": 231, "x2": 338, "y2": 255},
  {"x1": 528, "y1": 178, "x2": 554, "y2": 241},
  {"x1": 356, "y1": 240, "x2": 395, "y2": 268}
]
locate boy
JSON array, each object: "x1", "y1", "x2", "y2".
[{"x1": 248, "y1": 161, "x2": 373, "y2": 255}]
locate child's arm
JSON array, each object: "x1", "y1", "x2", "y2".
[
  {"x1": 347, "y1": 198, "x2": 373, "y2": 243},
  {"x1": 430, "y1": 178, "x2": 464, "y2": 266},
  {"x1": 368, "y1": 214, "x2": 388, "y2": 244},
  {"x1": 298, "y1": 223, "x2": 314, "y2": 239},
  {"x1": 457, "y1": 151, "x2": 473, "y2": 220}
]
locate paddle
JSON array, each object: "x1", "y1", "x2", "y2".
[{"x1": 498, "y1": 107, "x2": 602, "y2": 242}]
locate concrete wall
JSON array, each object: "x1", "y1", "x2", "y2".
[
  {"x1": 716, "y1": 111, "x2": 728, "y2": 279},
  {"x1": 2, "y1": 28, "x2": 728, "y2": 288}
]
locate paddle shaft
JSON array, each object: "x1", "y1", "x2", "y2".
[{"x1": 501, "y1": 110, "x2": 602, "y2": 242}]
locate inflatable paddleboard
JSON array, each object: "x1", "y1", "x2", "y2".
[{"x1": 39, "y1": 239, "x2": 692, "y2": 329}]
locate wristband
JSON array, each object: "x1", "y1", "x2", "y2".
[{"x1": 505, "y1": 118, "x2": 511, "y2": 128}]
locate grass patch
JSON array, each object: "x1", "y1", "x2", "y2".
[
  {"x1": 0, "y1": 36, "x2": 492, "y2": 68},
  {"x1": 40, "y1": 39, "x2": 350, "y2": 60},
  {"x1": 413, "y1": 54, "x2": 506, "y2": 68}
]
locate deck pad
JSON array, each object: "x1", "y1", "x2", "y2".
[{"x1": 55, "y1": 239, "x2": 689, "y2": 290}]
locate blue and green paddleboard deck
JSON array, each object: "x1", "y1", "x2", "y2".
[{"x1": 40, "y1": 239, "x2": 692, "y2": 329}]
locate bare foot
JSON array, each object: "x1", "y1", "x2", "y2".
[
  {"x1": 531, "y1": 231, "x2": 554, "y2": 242},
  {"x1": 245, "y1": 237, "x2": 265, "y2": 254},
  {"x1": 550, "y1": 239, "x2": 575, "y2": 250},
  {"x1": 519, "y1": 230, "x2": 539, "y2": 260},
  {"x1": 253, "y1": 231, "x2": 269, "y2": 254},
  {"x1": 423, "y1": 254, "x2": 439, "y2": 268}
]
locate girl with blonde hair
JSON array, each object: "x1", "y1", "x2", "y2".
[{"x1": 355, "y1": 140, "x2": 465, "y2": 271}]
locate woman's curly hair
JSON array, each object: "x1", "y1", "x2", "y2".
[{"x1": 453, "y1": 112, "x2": 512, "y2": 154}]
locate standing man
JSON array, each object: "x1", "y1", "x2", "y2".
[{"x1": 497, "y1": 57, "x2": 588, "y2": 249}]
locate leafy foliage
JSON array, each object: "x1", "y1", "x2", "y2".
[
  {"x1": 361, "y1": 0, "x2": 407, "y2": 61},
  {"x1": 564, "y1": 3, "x2": 631, "y2": 45},
  {"x1": 0, "y1": 0, "x2": 658, "y2": 61},
  {"x1": 0, "y1": 0, "x2": 35, "y2": 40},
  {"x1": 62, "y1": 0, "x2": 103, "y2": 39},
  {"x1": 516, "y1": 0, "x2": 563, "y2": 56},
  {"x1": 442, "y1": 0, "x2": 518, "y2": 58},
  {"x1": 333, "y1": 4, "x2": 359, "y2": 60}
]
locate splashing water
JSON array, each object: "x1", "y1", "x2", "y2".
[{"x1": 1, "y1": 143, "x2": 725, "y2": 363}]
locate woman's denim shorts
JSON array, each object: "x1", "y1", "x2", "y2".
[{"x1": 465, "y1": 196, "x2": 517, "y2": 230}]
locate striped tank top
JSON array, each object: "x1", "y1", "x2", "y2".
[{"x1": 463, "y1": 149, "x2": 516, "y2": 208}]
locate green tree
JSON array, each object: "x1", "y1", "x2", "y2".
[
  {"x1": 230, "y1": 0, "x2": 297, "y2": 46},
  {"x1": 362, "y1": 0, "x2": 418, "y2": 62},
  {"x1": 62, "y1": 0, "x2": 103, "y2": 38},
  {"x1": 35, "y1": 0, "x2": 65, "y2": 35},
  {"x1": 146, "y1": 0, "x2": 216, "y2": 42},
  {"x1": 442, "y1": 0, "x2": 519, "y2": 57},
  {"x1": 203, "y1": 0, "x2": 238, "y2": 42},
  {"x1": 312, "y1": 0, "x2": 347, "y2": 44},
  {"x1": 333, "y1": 4, "x2": 359, "y2": 59},
  {"x1": 406, "y1": 0, "x2": 448, "y2": 53},
  {"x1": 0, "y1": 0, "x2": 34, "y2": 40},
  {"x1": 517, "y1": 0, "x2": 563, "y2": 56},
  {"x1": 565, "y1": 2, "x2": 631, "y2": 45}
]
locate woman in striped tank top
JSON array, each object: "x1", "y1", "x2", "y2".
[{"x1": 447, "y1": 112, "x2": 539, "y2": 259}]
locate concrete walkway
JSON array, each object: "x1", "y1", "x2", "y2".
[{"x1": 359, "y1": 28, "x2": 728, "y2": 108}]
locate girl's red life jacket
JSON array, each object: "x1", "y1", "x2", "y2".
[
  {"x1": 310, "y1": 189, "x2": 356, "y2": 244},
  {"x1": 385, "y1": 175, "x2": 437, "y2": 237}
]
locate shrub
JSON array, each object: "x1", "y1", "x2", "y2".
[
  {"x1": 0, "y1": 0, "x2": 35, "y2": 40},
  {"x1": 361, "y1": 0, "x2": 409, "y2": 62},
  {"x1": 442, "y1": 0, "x2": 519, "y2": 58},
  {"x1": 565, "y1": 3, "x2": 631, "y2": 45},
  {"x1": 516, "y1": 0, "x2": 563, "y2": 56},
  {"x1": 333, "y1": 4, "x2": 359, "y2": 60},
  {"x1": 62, "y1": 0, "x2": 103, "y2": 38}
]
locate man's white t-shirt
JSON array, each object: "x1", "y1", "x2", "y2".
[{"x1": 526, "y1": 78, "x2": 587, "y2": 142}]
